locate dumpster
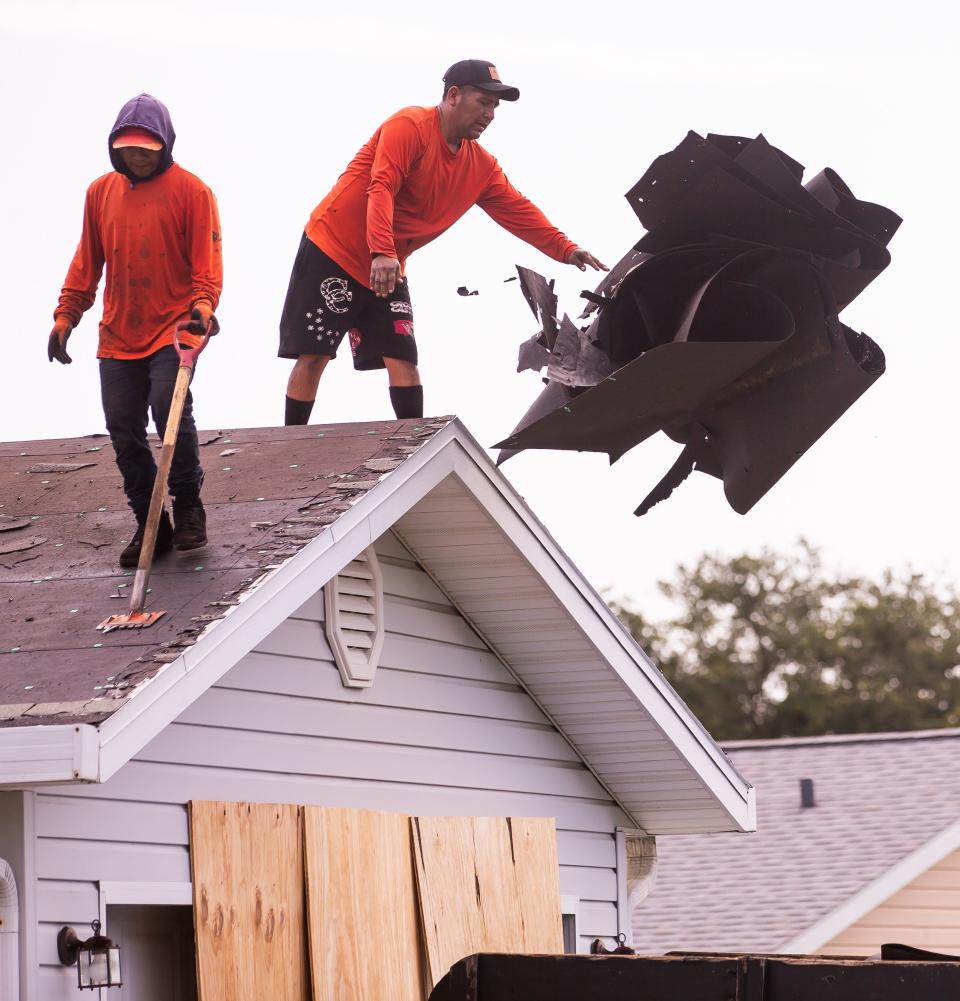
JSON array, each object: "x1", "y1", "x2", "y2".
[{"x1": 427, "y1": 951, "x2": 960, "y2": 1001}]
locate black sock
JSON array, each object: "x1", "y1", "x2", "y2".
[
  {"x1": 285, "y1": 395, "x2": 315, "y2": 426},
  {"x1": 389, "y1": 385, "x2": 423, "y2": 419}
]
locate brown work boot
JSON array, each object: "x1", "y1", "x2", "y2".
[
  {"x1": 120, "y1": 509, "x2": 174, "y2": 568},
  {"x1": 172, "y1": 496, "x2": 207, "y2": 551}
]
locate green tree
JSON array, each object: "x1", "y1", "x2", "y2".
[{"x1": 612, "y1": 542, "x2": 960, "y2": 740}]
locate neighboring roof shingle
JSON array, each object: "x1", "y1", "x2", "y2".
[
  {"x1": 633, "y1": 729, "x2": 960, "y2": 953},
  {"x1": 0, "y1": 418, "x2": 453, "y2": 727}
]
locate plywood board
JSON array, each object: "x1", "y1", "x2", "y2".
[
  {"x1": 509, "y1": 817, "x2": 565, "y2": 951},
  {"x1": 302, "y1": 806, "x2": 425, "y2": 1001},
  {"x1": 189, "y1": 801, "x2": 308, "y2": 1001},
  {"x1": 412, "y1": 816, "x2": 563, "y2": 986}
]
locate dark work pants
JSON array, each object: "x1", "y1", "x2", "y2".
[{"x1": 99, "y1": 346, "x2": 203, "y2": 515}]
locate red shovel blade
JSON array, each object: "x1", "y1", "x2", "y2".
[{"x1": 97, "y1": 610, "x2": 167, "y2": 633}]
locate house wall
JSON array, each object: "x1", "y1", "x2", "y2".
[
  {"x1": 821, "y1": 848, "x2": 960, "y2": 956},
  {"x1": 31, "y1": 531, "x2": 633, "y2": 999}
]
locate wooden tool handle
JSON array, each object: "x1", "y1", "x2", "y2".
[{"x1": 128, "y1": 364, "x2": 193, "y2": 612}]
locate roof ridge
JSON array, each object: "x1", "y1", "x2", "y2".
[{"x1": 722, "y1": 727, "x2": 960, "y2": 751}]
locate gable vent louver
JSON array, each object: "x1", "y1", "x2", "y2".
[{"x1": 323, "y1": 546, "x2": 385, "y2": 688}]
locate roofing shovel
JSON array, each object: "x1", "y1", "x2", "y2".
[{"x1": 97, "y1": 322, "x2": 211, "y2": 633}]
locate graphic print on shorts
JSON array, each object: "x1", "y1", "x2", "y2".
[
  {"x1": 320, "y1": 276, "x2": 353, "y2": 313},
  {"x1": 348, "y1": 329, "x2": 362, "y2": 355},
  {"x1": 393, "y1": 320, "x2": 415, "y2": 336},
  {"x1": 305, "y1": 306, "x2": 340, "y2": 346}
]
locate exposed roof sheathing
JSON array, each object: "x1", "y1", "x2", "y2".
[{"x1": 0, "y1": 419, "x2": 452, "y2": 726}]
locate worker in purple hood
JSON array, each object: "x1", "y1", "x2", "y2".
[{"x1": 48, "y1": 94, "x2": 223, "y2": 566}]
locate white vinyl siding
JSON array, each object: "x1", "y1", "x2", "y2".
[
  {"x1": 31, "y1": 531, "x2": 629, "y2": 996},
  {"x1": 392, "y1": 476, "x2": 747, "y2": 835}
]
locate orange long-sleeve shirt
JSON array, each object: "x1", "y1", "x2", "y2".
[
  {"x1": 55, "y1": 163, "x2": 222, "y2": 359},
  {"x1": 306, "y1": 105, "x2": 577, "y2": 288}
]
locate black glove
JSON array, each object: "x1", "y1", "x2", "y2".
[
  {"x1": 185, "y1": 304, "x2": 220, "y2": 336},
  {"x1": 48, "y1": 318, "x2": 73, "y2": 364}
]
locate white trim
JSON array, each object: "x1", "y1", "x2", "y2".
[
  {"x1": 437, "y1": 437, "x2": 754, "y2": 831},
  {"x1": 98, "y1": 882, "x2": 193, "y2": 926},
  {"x1": 0, "y1": 725, "x2": 98, "y2": 786},
  {"x1": 0, "y1": 856, "x2": 19, "y2": 1001},
  {"x1": 0, "y1": 420, "x2": 754, "y2": 833},
  {"x1": 615, "y1": 829, "x2": 629, "y2": 943},
  {"x1": 20, "y1": 792, "x2": 37, "y2": 1001},
  {"x1": 778, "y1": 815, "x2": 960, "y2": 953},
  {"x1": 614, "y1": 826, "x2": 649, "y2": 948}
]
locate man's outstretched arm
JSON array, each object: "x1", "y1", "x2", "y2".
[{"x1": 478, "y1": 167, "x2": 607, "y2": 272}]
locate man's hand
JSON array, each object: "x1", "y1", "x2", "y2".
[
  {"x1": 370, "y1": 255, "x2": 401, "y2": 298},
  {"x1": 185, "y1": 301, "x2": 220, "y2": 336},
  {"x1": 47, "y1": 317, "x2": 73, "y2": 364},
  {"x1": 568, "y1": 247, "x2": 609, "y2": 272}
]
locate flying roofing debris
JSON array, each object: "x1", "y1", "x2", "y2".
[{"x1": 496, "y1": 131, "x2": 900, "y2": 516}]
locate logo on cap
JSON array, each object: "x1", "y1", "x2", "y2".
[{"x1": 488, "y1": 66, "x2": 502, "y2": 81}]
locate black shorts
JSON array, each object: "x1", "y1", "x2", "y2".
[{"x1": 278, "y1": 234, "x2": 417, "y2": 370}]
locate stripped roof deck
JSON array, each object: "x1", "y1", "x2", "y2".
[{"x1": 0, "y1": 418, "x2": 452, "y2": 726}]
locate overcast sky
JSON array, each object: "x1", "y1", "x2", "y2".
[{"x1": 2, "y1": 0, "x2": 957, "y2": 615}]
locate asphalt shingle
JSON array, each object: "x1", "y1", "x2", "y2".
[{"x1": 632, "y1": 729, "x2": 960, "y2": 953}]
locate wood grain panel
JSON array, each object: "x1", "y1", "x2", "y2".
[
  {"x1": 189, "y1": 801, "x2": 307, "y2": 1001},
  {"x1": 509, "y1": 817, "x2": 565, "y2": 951},
  {"x1": 412, "y1": 816, "x2": 563, "y2": 987},
  {"x1": 303, "y1": 807, "x2": 425, "y2": 1001}
]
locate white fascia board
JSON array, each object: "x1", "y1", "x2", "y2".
[
  {"x1": 94, "y1": 423, "x2": 463, "y2": 782},
  {"x1": 778, "y1": 815, "x2": 960, "y2": 954},
  {"x1": 438, "y1": 428, "x2": 755, "y2": 833},
  {"x1": 0, "y1": 724, "x2": 98, "y2": 786}
]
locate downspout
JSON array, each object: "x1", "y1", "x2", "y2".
[{"x1": 0, "y1": 859, "x2": 19, "y2": 1001}]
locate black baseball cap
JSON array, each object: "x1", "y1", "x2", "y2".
[{"x1": 443, "y1": 60, "x2": 520, "y2": 101}]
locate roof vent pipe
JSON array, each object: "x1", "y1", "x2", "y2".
[
  {"x1": 800, "y1": 778, "x2": 815, "y2": 809},
  {"x1": 0, "y1": 858, "x2": 20, "y2": 1001}
]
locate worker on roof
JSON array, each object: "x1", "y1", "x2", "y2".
[
  {"x1": 47, "y1": 93, "x2": 222, "y2": 567},
  {"x1": 280, "y1": 59, "x2": 607, "y2": 425}
]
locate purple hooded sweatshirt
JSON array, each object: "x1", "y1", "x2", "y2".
[
  {"x1": 54, "y1": 93, "x2": 222, "y2": 358},
  {"x1": 108, "y1": 93, "x2": 176, "y2": 181}
]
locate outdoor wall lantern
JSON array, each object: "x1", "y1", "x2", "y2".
[{"x1": 57, "y1": 919, "x2": 123, "y2": 990}]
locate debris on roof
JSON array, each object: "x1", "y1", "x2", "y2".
[
  {"x1": 0, "y1": 418, "x2": 452, "y2": 727},
  {"x1": 496, "y1": 131, "x2": 901, "y2": 516}
]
